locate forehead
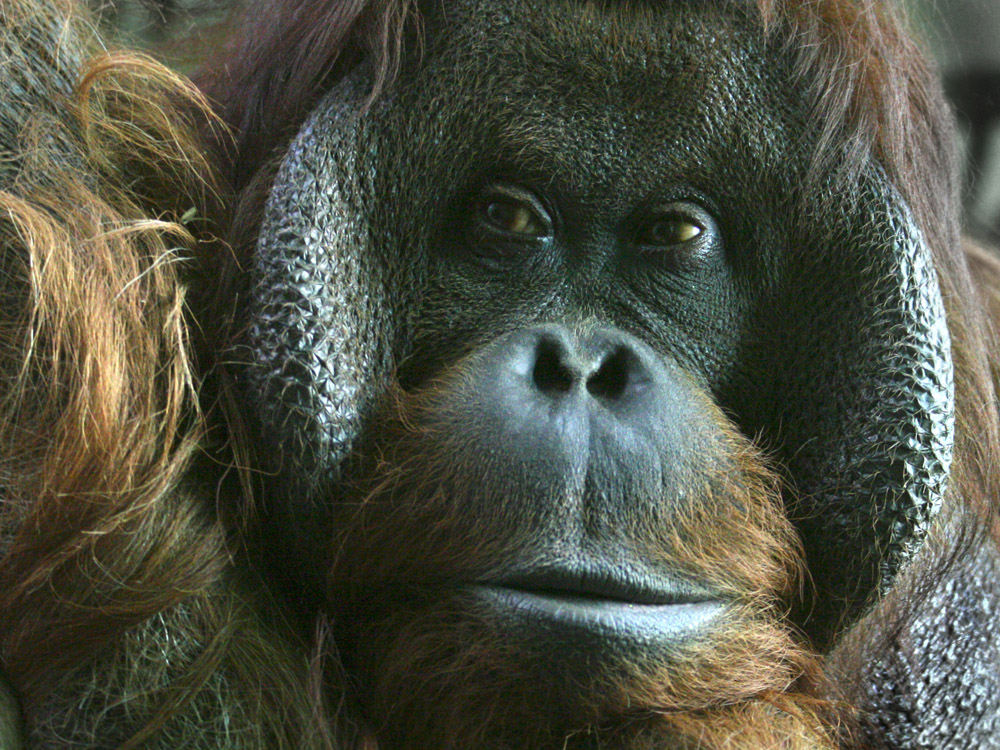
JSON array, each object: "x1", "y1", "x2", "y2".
[
  {"x1": 425, "y1": 0, "x2": 769, "y2": 99},
  {"x1": 399, "y1": 0, "x2": 790, "y2": 190},
  {"x1": 435, "y1": 2, "x2": 757, "y2": 90}
]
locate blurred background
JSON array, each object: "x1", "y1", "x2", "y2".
[
  {"x1": 86, "y1": 0, "x2": 1000, "y2": 241},
  {"x1": 913, "y1": 0, "x2": 1000, "y2": 243}
]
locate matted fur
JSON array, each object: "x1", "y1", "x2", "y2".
[
  {"x1": 0, "y1": 1, "x2": 336, "y2": 748},
  {"x1": 0, "y1": 0, "x2": 997, "y2": 748}
]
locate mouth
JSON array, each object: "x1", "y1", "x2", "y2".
[{"x1": 471, "y1": 566, "x2": 727, "y2": 646}]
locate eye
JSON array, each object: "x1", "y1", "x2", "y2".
[
  {"x1": 478, "y1": 188, "x2": 551, "y2": 238},
  {"x1": 636, "y1": 211, "x2": 704, "y2": 247}
]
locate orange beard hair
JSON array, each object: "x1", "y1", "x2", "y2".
[{"x1": 326, "y1": 391, "x2": 849, "y2": 750}]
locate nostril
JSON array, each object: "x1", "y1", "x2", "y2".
[
  {"x1": 532, "y1": 337, "x2": 576, "y2": 395},
  {"x1": 586, "y1": 347, "x2": 634, "y2": 401}
]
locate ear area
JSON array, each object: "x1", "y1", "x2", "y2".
[{"x1": 771, "y1": 179, "x2": 954, "y2": 644}]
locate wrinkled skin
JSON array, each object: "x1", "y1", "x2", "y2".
[{"x1": 233, "y1": 0, "x2": 954, "y2": 745}]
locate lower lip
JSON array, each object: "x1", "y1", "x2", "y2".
[{"x1": 472, "y1": 585, "x2": 726, "y2": 645}]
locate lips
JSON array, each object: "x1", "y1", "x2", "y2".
[
  {"x1": 470, "y1": 565, "x2": 727, "y2": 645},
  {"x1": 498, "y1": 567, "x2": 712, "y2": 605}
]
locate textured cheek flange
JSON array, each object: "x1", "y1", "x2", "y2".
[
  {"x1": 241, "y1": 73, "x2": 396, "y2": 495},
  {"x1": 882, "y1": 212, "x2": 954, "y2": 573},
  {"x1": 775, "y1": 184, "x2": 954, "y2": 630}
]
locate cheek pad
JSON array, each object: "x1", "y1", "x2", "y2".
[
  {"x1": 770, "y1": 185, "x2": 954, "y2": 620},
  {"x1": 243, "y1": 73, "x2": 396, "y2": 488}
]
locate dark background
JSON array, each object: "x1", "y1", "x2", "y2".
[{"x1": 914, "y1": 0, "x2": 1000, "y2": 242}]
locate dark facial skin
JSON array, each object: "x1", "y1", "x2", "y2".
[{"x1": 234, "y1": 0, "x2": 954, "y2": 744}]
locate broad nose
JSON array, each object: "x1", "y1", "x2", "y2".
[
  {"x1": 436, "y1": 322, "x2": 708, "y2": 518},
  {"x1": 524, "y1": 326, "x2": 654, "y2": 409},
  {"x1": 477, "y1": 325, "x2": 671, "y2": 434}
]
